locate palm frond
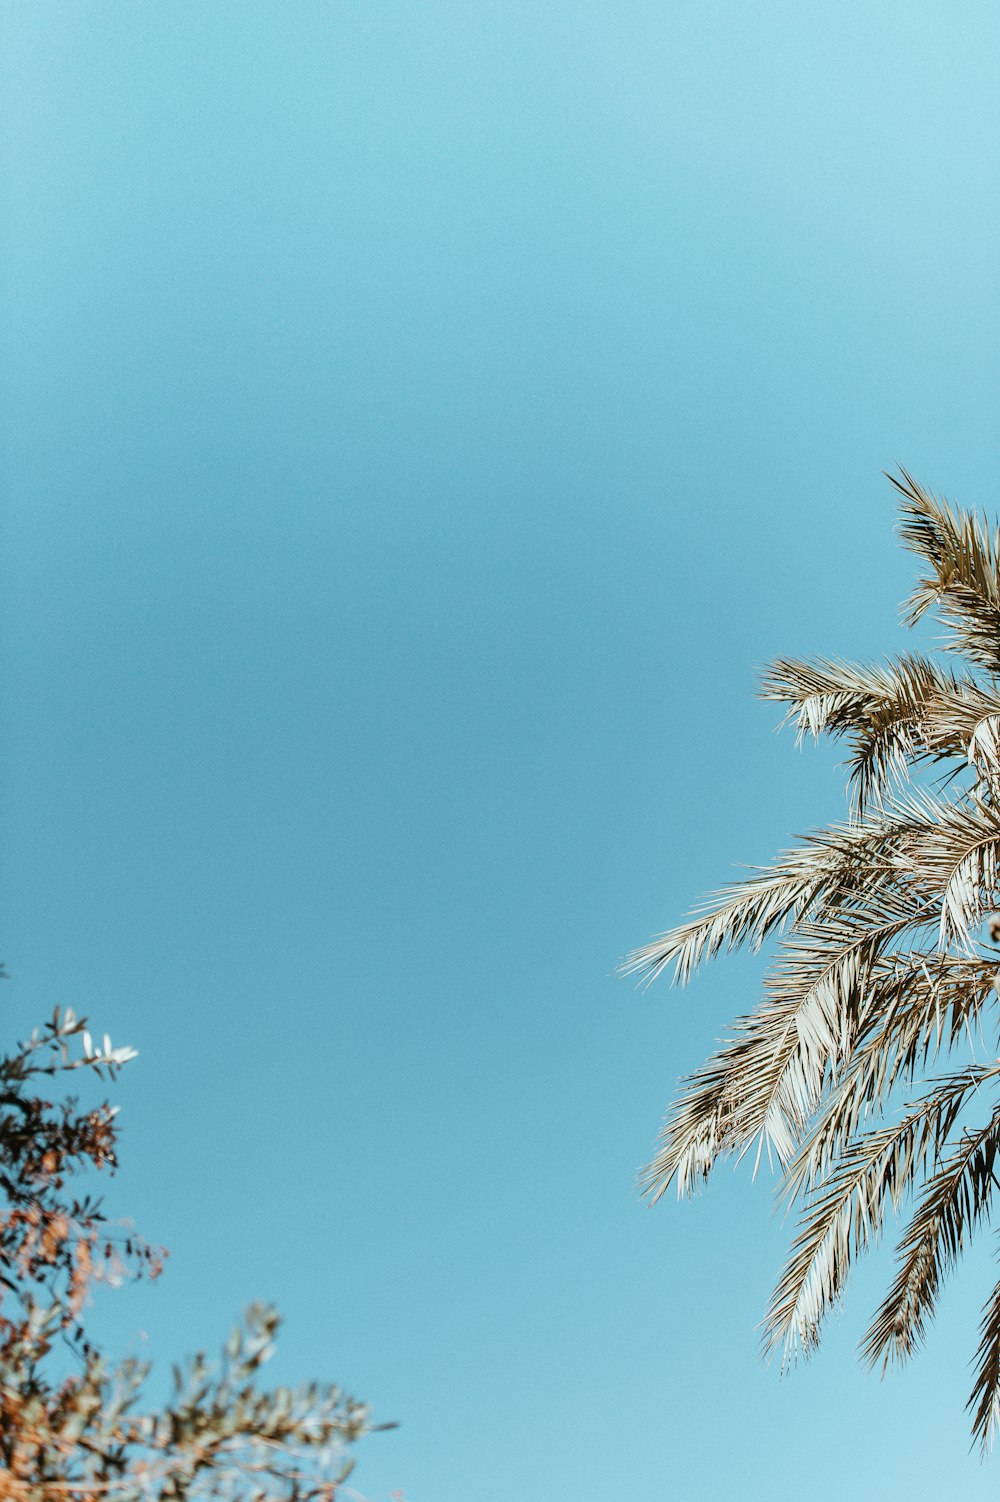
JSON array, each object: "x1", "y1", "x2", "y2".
[
  {"x1": 619, "y1": 861, "x2": 822, "y2": 991},
  {"x1": 762, "y1": 654, "x2": 958, "y2": 807},
  {"x1": 622, "y1": 807, "x2": 924, "y2": 989},
  {"x1": 762, "y1": 1066, "x2": 1000, "y2": 1363},
  {"x1": 761, "y1": 654, "x2": 1000, "y2": 811},
  {"x1": 968, "y1": 1268, "x2": 1000, "y2": 1452},
  {"x1": 967, "y1": 712, "x2": 1000, "y2": 785},
  {"x1": 892, "y1": 469, "x2": 1000, "y2": 672},
  {"x1": 642, "y1": 888, "x2": 933, "y2": 1200},
  {"x1": 862, "y1": 1104, "x2": 1000, "y2": 1370},
  {"x1": 780, "y1": 954, "x2": 997, "y2": 1205},
  {"x1": 736, "y1": 897, "x2": 925, "y2": 1165},
  {"x1": 889, "y1": 790, "x2": 1000, "y2": 951}
]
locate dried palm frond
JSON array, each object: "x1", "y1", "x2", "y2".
[
  {"x1": 894, "y1": 469, "x2": 1000, "y2": 673},
  {"x1": 760, "y1": 653, "x2": 989, "y2": 811},
  {"x1": 862, "y1": 1102, "x2": 1000, "y2": 1371},
  {"x1": 764, "y1": 1065, "x2": 1000, "y2": 1364}
]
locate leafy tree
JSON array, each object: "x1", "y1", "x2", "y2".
[
  {"x1": 623, "y1": 472, "x2": 1000, "y2": 1450},
  {"x1": 0, "y1": 998, "x2": 389, "y2": 1498}
]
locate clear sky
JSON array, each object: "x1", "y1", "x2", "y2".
[{"x1": 2, "y1": 3, "x2": 999, "y2": 1498}]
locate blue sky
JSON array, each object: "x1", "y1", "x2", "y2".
[{"x1": 2, "y1": 3, "x2": 999, "y2": 1497}]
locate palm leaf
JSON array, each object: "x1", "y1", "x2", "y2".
[
  {"x1": 892, "y1": 469, "x2": 1000, "y2": 673},
  {"x1": 862, "y1": 1104, "x2": 1000, "y2": 1370},
  {"x1": 763, "y1": 1066, "x2": 1000, "y2": 1362},
  {"x1": 780, "y1": 953, "x2": 997, "y2": 1205}
]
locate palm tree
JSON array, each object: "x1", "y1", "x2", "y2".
[{"x1": 623, "y1": 472, "x2": 1000, "y2": 1450}]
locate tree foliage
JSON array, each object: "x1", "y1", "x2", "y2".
[
  {"x1": 624, "y1": 472, "x2": 1000, "y2": 1450},
  {"x1": 0, "y1": 999, "x2": 386, "y2": 1498}
]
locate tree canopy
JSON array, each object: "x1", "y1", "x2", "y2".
[
  {"x1": 624, "y1": 472, "x2": 1000, "y2": 1450},
  {"x1": 0, "y1": 999, "x2": 387, "y2": 1499}
]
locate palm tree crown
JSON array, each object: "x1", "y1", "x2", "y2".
[{"x1": 624, "y1": 472, "x2": 1000, "y2": 1450}]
